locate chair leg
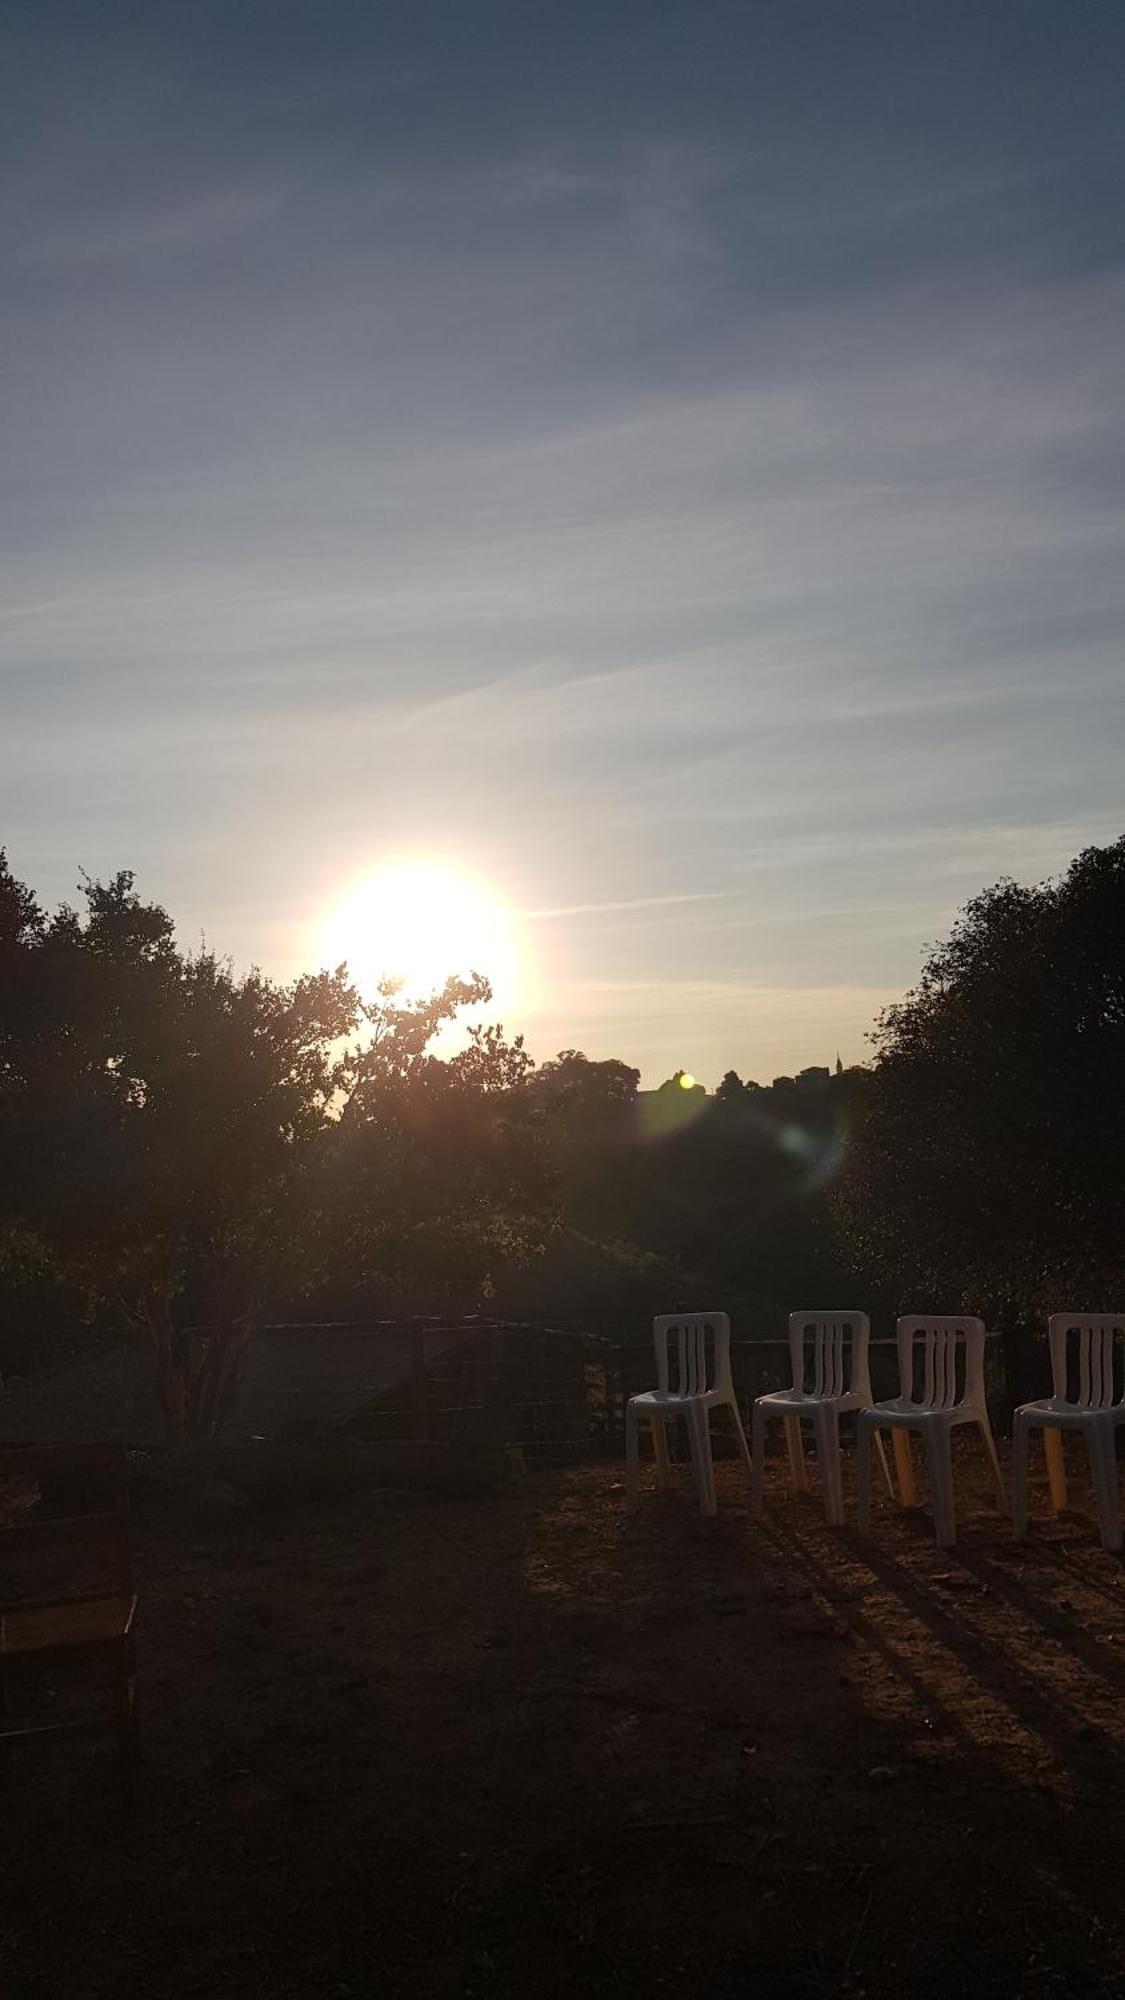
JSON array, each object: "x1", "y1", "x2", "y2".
[
  {"x1": 874, "y1": 1431, "x2": 896, "y2": 1500},
  {"x1": 856, "y1": 1417, "x2": 873, "y2": 1534},
  {"x1": 1086, "y1": 1427, "x2": 1122, "y2": 1554},
  {"x1": 750, "y1": 1402, "x2": 766, "y2": 1518},
  {"x1": 813, "y1": 1407, "x2": 845, "y2": 1528},
  {"x1": 924, "y1": 1428, "x2": 956, "y2": 1548},
  {"x1": 625, "y1": 1400, "x2": 640, "y2": 1503},
  {"x1": 1044, "y1": 1428, "x2": 1067, "y2": 1514},
  {"x1": 892, "y1": 1430, "x2": 916, "y2": 1508},
  {"x1": 784, "y1": 1417, "x2": 808, "y2": 1494},
  {"x1": 978, "y1": 1416, "x2": 1007, "y2": 1510},
  {"x1": 1012, "y1": 1415, "x2": 1030, "y2": 1540},
  {"x1": 727, "y1": 1395, "x2": 753, "y2": 1492},
  {"x1": 687, "y1": 1403, "x2": 717, "y2": 1517},
  {"x1": 651, "y1": 1411, "x2": 673, "y2": 1488}
]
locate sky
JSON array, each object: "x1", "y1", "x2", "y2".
[{"x1": 3, "y1": 1, "x2": 1124, "y2": 1085}]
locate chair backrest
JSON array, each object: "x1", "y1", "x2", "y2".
[
  {"x1": 0, "y1": 1441, "x2": 131, "y2": 1607},
  {"x1": 1048, "y1": 1314, "x2": 1125, "y2": 1410},
  {"x1": 896, "y1": 1316, "x2": 986, "y2": 1411},
  {"x1": 788, "y1": 1312, "x2": 872, "y2": 1399},
  {"x1": 653, "y1": 1313, "x2": 732, "y2": 1397}
]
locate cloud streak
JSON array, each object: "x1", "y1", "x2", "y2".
[
  {"x1": 2, "y1": 3, "x2": 1124, "y2": 1079},
  {"x1": 522, "y1": 891, "x2": 731, "y2": 922}
]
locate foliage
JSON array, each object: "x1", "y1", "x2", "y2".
[
  {"x1": 0, "y1": 859, "x2": 556, "y2": 1435},
  {"x1": 835, "y1": 838, "x2": 1125, "y2": 1345},
  {"x1": 21, "y1": 831, "x2": 1121, "y2": 1441},
  {"x1": 529, "y1": 1049, "x2": 640, "y2": 1118},
  {"x1": 312, "y1": 988, "x2": 556, "y2": 1316},
  {"x1": 0, "y1": 855, "x2": 359, "y2": 1436},
  {"x1": 622, "y1": 1079, "x2": 853, "y2": 1327},
  {"x1": 493, "y1": 1227, "x2": 691, "y2": 1335},
  {"x1": 510, "y1": 1045, "x2": 857, "y2": 1337}
]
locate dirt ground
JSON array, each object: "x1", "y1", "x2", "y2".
[{"x1": 5, "y1": 1434, "x2": 1125, "y2": 1999}]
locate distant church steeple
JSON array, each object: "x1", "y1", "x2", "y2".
[{"x1": 835, "y1": 1051, "x2": 843, "y2": 1076}]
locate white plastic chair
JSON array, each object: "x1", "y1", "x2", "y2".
[
  {"x1": 1013, "y1": 1314, "x2": 1125, "y2": 1552},
  {"x1": 857, "y1": 1316, "x2": 1006, "y2": 1547},
  {"x1": 625, "y1": 1312, "x2": 751, "y2": 1517},
  {"x1": 750, "y1": 1311, "x2": 895, "y2": 1526}
]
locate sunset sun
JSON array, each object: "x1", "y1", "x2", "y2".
[{"x1": 320, "y1": 858, "x2": 521, "y2": 1012}]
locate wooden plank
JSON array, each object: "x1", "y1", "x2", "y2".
[
  {"x1": 0, "y1": 1717, "x2": 112, "y2": 1744},
  {"x1": 0, "y1": 1512, "x2": 117, "y2": 1556},
  {"x1": 0, "y1": 1441, "x2": 124, "y2": 1480}
]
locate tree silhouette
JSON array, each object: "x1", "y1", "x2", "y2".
[
  {"x1": 715, "y1": 1069, "x2": 746, "y2": 1103},
  {"x1": 0, "y1": 860, "x2": 554, "y2": 1435},
  {"x1": 315, "y1": 986, "x2": 554, "y2": 1317},
  {"x1": 836, "y1": 837, "x2": 1125, "y2": 1393},
  {"x1": 0, "y1": 858, "x2": 359, "y2": 1437}
]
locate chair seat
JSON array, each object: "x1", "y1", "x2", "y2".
[
  {"x1": 629, "y1": 1388, "x2": 727, "y2": 1411},
  {"x1": 756, "y1": 1388, "x2": 864, "y2": 1413},
  {"x1": 1015, "y1": 1398, "x2": 1125, "y2": 1428},
  {"x1": 1, "y1": 1593, "x2": 137, "y2": 1658},
  {"x1": 862, "y1": 1398, "x2": 979, "y2": 1429}
]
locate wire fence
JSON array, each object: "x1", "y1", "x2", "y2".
[{"x1": 279, "y1": 1316, "x2": 1011, "y2": 1461}]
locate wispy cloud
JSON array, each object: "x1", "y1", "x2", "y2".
[
  {"x1": 3, "y1": 3, "x2": 1124, "y2": 1079},
  {"x1": 522, "y1": 890, "x2": 731, "y2": 922}
]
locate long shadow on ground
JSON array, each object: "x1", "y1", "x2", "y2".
[{"x1": 4, "y1": 1446, "x2": 1125, "y2": 1998}]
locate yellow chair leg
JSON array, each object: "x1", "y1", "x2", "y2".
[
  {"x1": 784, "y1": 1417, "x2": 808, "y2": 1492},
  {"x1": 1044, "y1": 1428, "x2": 1067, "y2": 1514},
  {"x1": 651, "y1": 1413, "x2": 673, "y2": 1489},
  {"x1": 892, "y1": 1430, "x2": 916, "y2": 1507}
]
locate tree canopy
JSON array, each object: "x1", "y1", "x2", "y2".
[
  {"x1": 836, "y1": 837, "x2": 1125, "y2": 1342},
  {"x1": 10, "y1": 836, "x2": 1121, "y2": 1441},
  {"x1": 0, "y1": 856, "x2": 554, "y2": 1437},
  {"x1": 0, "y1": 856, "x2": 361, "y2": 1435}
]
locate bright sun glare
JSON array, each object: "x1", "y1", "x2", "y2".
[{"x1": 320, "y1": 858, "x2": 521, "y2": 1015}]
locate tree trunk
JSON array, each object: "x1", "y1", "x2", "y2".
[
  {"x1": 140, "y1": 1289, "x2": 189, "y2": 1446},
  {"x1": 191, "y1": 1318, "x2": 255, "y2": 1440},
  {"x1": 139, "y1": 1296, "x2": 254, "y2": 1443}
]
